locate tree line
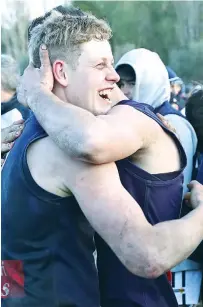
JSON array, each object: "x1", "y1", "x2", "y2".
[{"x1": 2, "y1": 0, "x2": 203, "y2": 82}]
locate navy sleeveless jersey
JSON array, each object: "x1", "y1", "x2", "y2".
[
  {"x1": 95, "y1": 100, "x2": 187, "y2": 307},
  {"x1": 1, "y1": 114, "x2": 100, "y2": 307}
]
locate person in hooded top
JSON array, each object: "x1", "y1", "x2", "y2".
[
  {"x1": 115, "y1": 48, "x2": 197, "y2": 194},
  {"x1": 165, "y1": 66, "x2": 186, "y2": 111}
]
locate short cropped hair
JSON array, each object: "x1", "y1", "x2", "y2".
[
  {"x1": 1, "y1": 54, "x2": 20, "y2": 92},
  {"x1": 186, "y1": 88, "x2": 203, "y2": 151},
  {"x1": 28, "y1": 6, "x2": 112, "y2": 69}
]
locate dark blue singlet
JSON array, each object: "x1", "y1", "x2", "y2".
[
  {"x1": 95, "y1": 100, "x2": 187, "y2": 307},
  {"x1": 1, "y1": 114, "x2": 100, "y2": 307}
]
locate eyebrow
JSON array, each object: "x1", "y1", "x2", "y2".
[
  {"x1": 103, "y1": 57, "x2": 114, "y2": 64},
  {"x1": 92, "y1": 57, "x2": 114, "y2": 64}
]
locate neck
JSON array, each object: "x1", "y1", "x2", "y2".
[{"x1": 52, "y1": 84, "x2": 69, "y2": 104}]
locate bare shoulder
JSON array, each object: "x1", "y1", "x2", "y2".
[
  {"x1": 26, "y1": 136, "x2": 73, "y2": 197},
  {"x1": 26, "y1": 135, "x2": 120, "y2": 198},
  {"x1": 106, "y1": 104, "x2": 162, "y2": 144}
]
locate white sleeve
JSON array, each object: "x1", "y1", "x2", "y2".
[{"x1": 164, "y1": 114, "x2": 197, "y2": 194}]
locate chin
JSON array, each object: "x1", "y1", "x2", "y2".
[{"x1": 94, "y1": 108, "x2": 110, "y2": 116}]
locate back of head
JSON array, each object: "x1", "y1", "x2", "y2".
[
  {"x1": 115, "y1": 48, "x2": 170, "y2": 108},
  {"x1": 186, "y1": 88, "x2": 203, "y2": 152},
  {"x1": 28, "y1": 5, "x2": 112, "y2": 69},
  {"x1": 1, "y1": 54, "x2": 20, "y2": 93}
]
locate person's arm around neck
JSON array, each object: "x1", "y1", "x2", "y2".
[{"x1": 17, "y1": 47, "x2": 156, "y2": 164}]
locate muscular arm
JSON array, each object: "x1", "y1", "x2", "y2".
[
  {"x1": 27, "y1": 86, "x2": 157, "y2": 164},
  {"x1": 63, "y1": 157, "x2": 203, "y2": 278}
]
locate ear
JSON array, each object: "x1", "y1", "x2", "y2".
[{"x1": 52, "y1": 60, "x2": 69, "y2": 87}]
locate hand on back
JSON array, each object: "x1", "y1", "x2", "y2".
[{"x1": 1, "y1": 120, "x2": 24, "y2": 166}]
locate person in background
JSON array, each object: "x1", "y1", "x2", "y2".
[
  {"x1": 115, "y1": 48, "x2": 197, "y2": 194},
  {"x1": 166, "y1": 66, "x2": 186, "y2": 111},
  {"x1": 173, "y1": 88, "x2": 203, "y2": 307},
  {"x1": 1, "y1": 54, "x2": 30, "y2": 129},
  {"x1": 186, "y1": 88, "x2": 203, "y2": 265},
  {"x1": 186, "y1": 88, "x2": 203, "y2": 186}
]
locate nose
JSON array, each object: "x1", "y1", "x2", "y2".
[{"x1": 106, "y1": 67, "x2": 120, "y2": 84}]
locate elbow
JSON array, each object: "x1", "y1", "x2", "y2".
[
  {"x1": 143, "y1": 262, "x2": 166, "y2": 279},
  {"x1": 123, "y1": 250, "x2": 167, "y2": 279},
  {"x1": 76, "y1": 134, "x2": 106, "y2": 164},
  {"x1": 129, "y1": 262, "x2": 165, "y2": 280},
  {"x1": 144, "y1": 253, "x2": 169, "y2": 279}
]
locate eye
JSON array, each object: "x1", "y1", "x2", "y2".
[
  {"x1": 96, "y1": 62, "x2": 105, "y2": 69},
  {"x1": 129, "y1": 82, "x2": 135, "y2": 87}
]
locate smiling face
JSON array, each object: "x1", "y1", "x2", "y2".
[{"x1": 63, "y1": 40, "x2": 120, "y2": 115}]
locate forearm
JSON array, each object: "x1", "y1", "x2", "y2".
[
  {"x1": 27, "y1": 86, "x2": 104, "y2": 160},
  {"x1": 74, "y1": 171, "x2": 203, "y2": 278},
  {"x1": 119, "y1": 206, "x2": 203, "y2": 278},
  {"x1": 151, "y1": 205, "x2": 203, "y2": 274}
]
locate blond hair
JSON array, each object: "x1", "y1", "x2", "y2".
[{"x1": 28, "y1": 7, "x2": 112, "y2": 68}]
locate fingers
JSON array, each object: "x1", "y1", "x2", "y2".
[
  {"x1": 184, "y1": 192, "x2": 191, "y2": 201},
  {"x1": 187, "y1": 180, "x2": 202, "y2": 190},
  {"x1": 1, "y1": 122, "x2": 24, "y2": 155},
  {"x1": 13, "y1": 119, "x2": 24, "y2": 125},
  {"x1": 2, "y1": 123, "x2": 24, "y2": 143},
  {"x1": 40, "y1": 44, "x2": 51, "y2": 68},
  {"x1": 156, "y1": 113, "x2": 169, "y2": 126},
  {"x1": 1, "y1": 142, "x2": 14, "y2": 154},
  {"x1": 2, "y1": 122, "x2": 24, "y2": 135},
  {"x1": 156, "y1": 113, "x2": 165, "y2": 121},
  {"x1": 156, "y1": 113, "x2": 177, "y2": 134}
]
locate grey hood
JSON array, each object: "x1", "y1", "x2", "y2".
[{"x1": 115, "y1": 48, "x2": 171, "y2": 109}]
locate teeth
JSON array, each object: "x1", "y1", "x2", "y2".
[{"x1": 99, "y1": 89, "x2": 111, "y2": 96}]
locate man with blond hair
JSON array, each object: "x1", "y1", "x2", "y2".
[{"x1": 2, "y1": 5, "x2": 203, "y2": 307}]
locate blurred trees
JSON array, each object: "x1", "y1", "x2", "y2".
[
  {"x1": 1, "y1": 0, "x2": 30, "y2": 73},
  {"x1": 73, "y1": 1, "x2": 203, "y2": 82},
  {"x1": 1, "y1": 0, "x2": 203, "y2": 81}
]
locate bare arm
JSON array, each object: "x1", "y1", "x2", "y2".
[
  {"x1": 64, "y1": 157, "x2": 203, "y2": 278},
  {"x1": 26, "y1": 87, "x2": 155, "y2": 163},
  {"x1": 17, "y1": 47, "x2": 157, "y2": 164}
]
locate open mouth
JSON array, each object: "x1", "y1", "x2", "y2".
[{"x1": 98, "y1": 89, "x2": 111, "y2": 102}]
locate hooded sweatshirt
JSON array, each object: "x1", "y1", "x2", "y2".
[{"x1": 115, "y1": 48, "x2": 197, "y2": 194}]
